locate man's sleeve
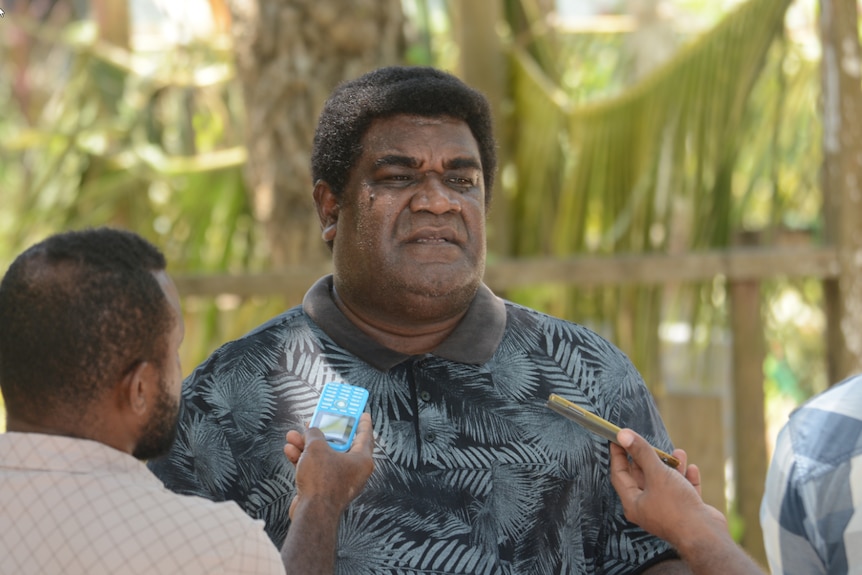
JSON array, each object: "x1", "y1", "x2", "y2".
[{"x1": 760, "y1": 423, "x2": 825, "y2": 575}]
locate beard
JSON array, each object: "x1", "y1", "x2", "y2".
[{"x1": 132, "y1": 375, "x2": 179, "y2": 461}]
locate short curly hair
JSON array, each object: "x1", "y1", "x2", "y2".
[
  {"x1": 311, "y1": 66, "x2": 497, "y2": 205},
  {"x1": 0, "y1": 228, "x2": 172, "y2": 421}
]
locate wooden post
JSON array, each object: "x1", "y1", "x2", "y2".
[
  {"x1": 454, "y1": 1, "x2": 511, "y2": 258},
  {"x1": 659, "y1": 393, "x2": 726, "y2": 514},
  {"x1": 728, "y1": 231, "x2": 768, "y2": 566},
  {"x1": 92, "y1": 0, "x2": 130, "y2": 49},
  {"x1": 820, "y1": 0, "x2": 862, "y2": 382}
]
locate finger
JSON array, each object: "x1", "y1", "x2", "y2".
[
  {"x1": 303, "y1": 425, "x2": 327, "y2": 447},
  {"x1": 348, "y1": 413, "x2": 374, "y2": 456},
  {"x1": 685, "y1": 462, "x2": 703, "y2": 497},
  {"x1": 617, "y1": 428, "x2": 665, "y2": 475},
  {"x1": 288, "y1": 495, "x2": 298, "y2": 520},
  {"x1": 609, "y1": 441, "x2": 632, "y2": 475},
  {"x1": 285, "y1": 429, "x2": 305, "y2": 451},
  {"x1": 672, "y1": 448, "x2": 687, "y2": 473},
  {"x1": 609, "y1": 441, "x2": 639, "y2": 494},
  {"x1": 284, "y1": 443, "x2": 303, "y2": 465}
]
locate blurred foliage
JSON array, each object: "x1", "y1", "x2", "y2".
[
  {"x1": 0, "y1": 0, "x2": 829, "y2": 408},
  {"x1": 0, "y1": 8, "x2": 277, "y2": 371},
  {"x1": 497, "y1": 0, "x2": 822, "y2": 397}
]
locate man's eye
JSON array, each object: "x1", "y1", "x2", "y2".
[
  {"x1": 381, "y1": 173, "x2": 412, "y2": 182},
  {"x1": 448, "y1": 176, "x2": 476, "y2": 187}
]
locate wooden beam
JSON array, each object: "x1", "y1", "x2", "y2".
[
  {"x1": 172, "y1": 246, "x2": 839, "y2": 297},
  {"x1": 483, "y1": 246, "x2": 839, "y2": 289}
]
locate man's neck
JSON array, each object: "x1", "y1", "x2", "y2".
[
  {"x1": 7, "y1": 415, "x2": 77, "y2": 436},
  {"x1": 331, "y1": 287, "x2": 468, "y2": 356}
]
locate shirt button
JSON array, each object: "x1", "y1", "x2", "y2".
[
  {"x1": 424, "y1": 432, "x2": 436, "y2": 442},
  {"x1": 419, "y1": 390, "x2": 431, "y2": 402}
]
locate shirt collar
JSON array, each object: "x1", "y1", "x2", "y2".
[
  {"x1": 302, "y1": 275, "x2": 506, "y2": 371},
  {"x1": 0, "y1": 432, "x2": 152, "y2": 478}
]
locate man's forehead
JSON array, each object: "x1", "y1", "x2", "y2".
[
  {"x1": 361, "y1": 115, "x2": 480, "y2": 155},
  {"x1": 367, "y1": 113, "x2": 466, "y2": 130}
]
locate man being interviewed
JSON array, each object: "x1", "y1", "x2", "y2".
[{"x1": 150, "y1": 66, "x2": 691, "y2": 574}]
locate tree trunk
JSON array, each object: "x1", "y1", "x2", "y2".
[
  {"x1": 453, "y1": 1, "x2": 510, "y2": 258},
  {"x1": 820, "y1": 0, "x2": 862, "y2": 381},
  {"x1": 227, "y1": 0, "x2": 404, "y2": 275}
]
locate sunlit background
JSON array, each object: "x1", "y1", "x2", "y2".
[{"x1": 0, "y1": 0, "x2": 851, "y2": 565}]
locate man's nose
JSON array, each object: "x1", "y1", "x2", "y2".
[{"x1": 410, "y1": 173, "x2": 462, "y2": 214}]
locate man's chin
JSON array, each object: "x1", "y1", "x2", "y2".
[
  {"x1": 411, "y1": 269, "x2": 482, "y2": 300},
  {"x1": 132, "y1": 413, "x2": 179, "y2": 461},
  {"x1": 132, "y1": 432, "x2": 177, "y2": 461}
]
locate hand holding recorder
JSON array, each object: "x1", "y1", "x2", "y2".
[
  {"x1": 281, "y1": 411, "x2": 375, "y2": 575},
  {"x1": 284, "y1": 411, "x2": 375, "y2": 518},
  {"x1": 609, "y1": 429, "x2": 763, "y2": 575},
  {"x1": 284, "y1": 383, "x2": 374, "y2": 519}
]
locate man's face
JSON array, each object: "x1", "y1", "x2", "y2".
[
  {"x1": 133, "y1": 272, "x2": 184, "y2": 460},
  {"x1": 329, "y1": 114, "x2": 487, "y2": 320}
]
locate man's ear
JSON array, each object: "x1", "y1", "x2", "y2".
[
  {"x1": 313, "y1": 180, "x2": 339, "y2": 242},
  {"x1": 118, "y1": 360, "x2": 159, "y2": 417}
]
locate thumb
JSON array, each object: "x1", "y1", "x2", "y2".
[{"x1": 304, "y1": 426, "x2": 327, "y2": 447}]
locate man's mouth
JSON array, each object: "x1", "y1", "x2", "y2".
[
  {"x1": 408, "y1": 228, "x2": 459, "y2": 245},
  {"x1": 414, "y1": 236, "x2": 450, "y2": 244}
]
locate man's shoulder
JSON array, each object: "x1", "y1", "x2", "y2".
[
  {"x1": 789, "y1": 374, "x2": 862, "y2": 436},
  {"x1": 233, "y1": 304, "x2": 309, "y2": 342},
  {"x1": 163, "y1": 488, "x2": 262, "y2": 526},
  {"x1": 799, "y1": 373, "x2": 862, "y2": 415},
  {"x1": 133, "y1": 489, "x2": 284, "y2": 572},
  {"x1": 193, "y1": 305, "x2": 311, "y2": 368},
  {"x1": 781, "y1": 374, "x2": 862, "y2": 480},
  {"x1": 502, "y1": 300, "x2": 629, "y2": 357}
]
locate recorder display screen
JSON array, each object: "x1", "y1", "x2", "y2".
[{"x1": 315, "y1": 412, "x2": 355, "y2": 445}]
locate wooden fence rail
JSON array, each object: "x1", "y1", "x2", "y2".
[{"x1": 172, "y1": 245, "x2": 840, "y2": 296}]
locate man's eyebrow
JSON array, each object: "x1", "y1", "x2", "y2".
[
  {"x1": 374, "y1": 155, "x2": 419, "y2": 168},
  {"x1": 445, "y1": 157, "x2": 482, "y2": 171},
  {"x1": 373, "y1": 155, "x2": 482, "y2": 171}
]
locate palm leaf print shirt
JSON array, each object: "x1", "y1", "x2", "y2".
[{"x1": 149, "y1": 276, "x2": 677, "y2": 574}]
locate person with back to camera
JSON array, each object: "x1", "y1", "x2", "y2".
[
  {"x1": 0, "y1": 227, "x2": 374, "y2": 575},
  {"x1": 149, "y1": 66, "x2": 694, "y2": 573},
  {"x1": 760, "y1": 373, "x2": 862, "y2": 574}
]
